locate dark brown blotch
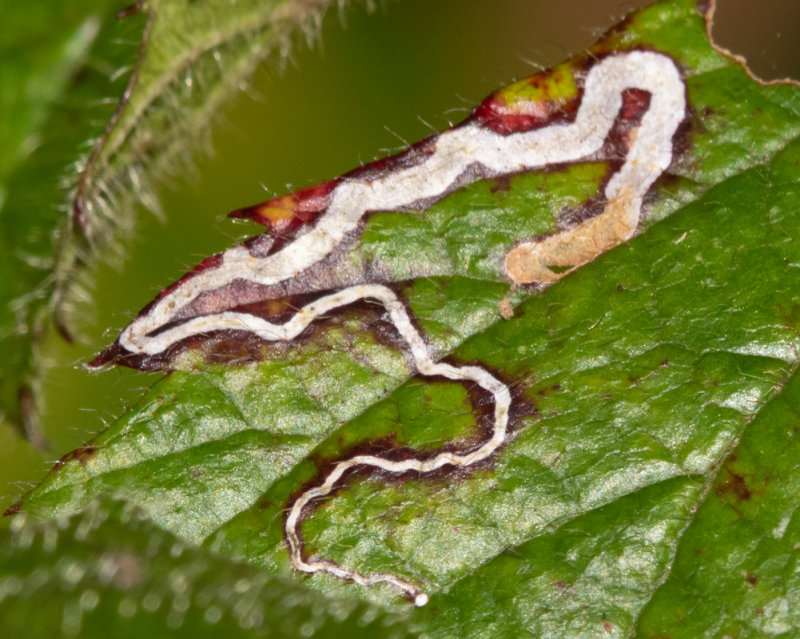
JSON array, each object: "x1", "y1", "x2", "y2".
[
  {"x1": 55, "y1": 445, "x2": 97, "y2": 470},
  {"x1": 716, "y1": 469, "x2": 751, "y2": 502}
]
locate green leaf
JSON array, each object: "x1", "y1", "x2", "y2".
[
  {"x1": 0, "y1": 0, "x2": 334, "y2": 439},
  {"x1": 13, "y1": 0, "x2": 800, "y2": 636},
  {"x1": 0, "y1": 1, "x2": 103, "y2": 190},
  {"x1": 0, "y1": 0, "x2": 127, "y2": 439},
  {"x1": 635, "y1": 372, "x2": 800, "y2": 638},
  {"x1": 0, "y1": 499, "x2": 415, "y2": 638}
]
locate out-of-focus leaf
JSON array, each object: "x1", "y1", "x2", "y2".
[
  {"x1": 0, "y1": 1, "x2": 103, "y2": 192},
  {"x1": 63, "y1": 0, "x2": 334, "y2": 272},
  {"x1": 0, "y1": 0, "x2": 127, "y2": 440},
  {"x1": 0, "y1": 0, "x2": 335, "y2": 439},
  {"x1": 0, "y1": 499, "x2": 416, "y2": 638}
]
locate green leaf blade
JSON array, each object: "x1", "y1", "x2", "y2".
[{"x1": 12, "y1": 1, "x2": 800, "y2": 637}]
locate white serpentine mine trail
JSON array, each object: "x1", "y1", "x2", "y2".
[
  {"x1": 112, "y1": 51, "x2": 686, "y2": 604},
  {"x1": 282, "y1": 285, "x2": 512, "y2": 607}
]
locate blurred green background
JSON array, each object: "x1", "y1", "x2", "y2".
[{"x1": 2, "y1": 0, "x2": 799, "y2": 516}]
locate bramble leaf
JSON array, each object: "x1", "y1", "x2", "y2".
[{"x1": 12, "y1": 1, "x2": 800, "y2": 637}]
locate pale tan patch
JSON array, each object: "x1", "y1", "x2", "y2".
[
  {"x1": 498, "y1": 298, "x2": 514, "y2": 319},
  {"x1": 504, "y1": 185, "x2": 638, "y2": 285}
]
